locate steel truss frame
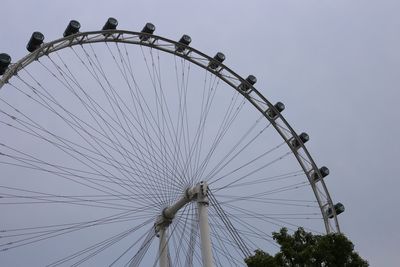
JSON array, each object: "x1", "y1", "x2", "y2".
[{"x1": 0, "y1": 29, "x2": 340, "y2": 266}]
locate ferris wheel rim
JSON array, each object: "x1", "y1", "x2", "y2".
[{"x1": 0, "y1": 28, "x2": 340, "y2": 235}]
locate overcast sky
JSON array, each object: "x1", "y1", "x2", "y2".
[{"x1": 1, "y1": 0, "x2": 399, "y2": 266}]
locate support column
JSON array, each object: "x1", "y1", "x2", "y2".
[
  {"x1": 197, "y1": 182, "x2": 213, "y2": 267},
  {"x1": 154, "y1": 182, "x2": 213, "y2": 267},
  {"x1": 159, "y1": 228, "x2": 169, "y2": 267}
]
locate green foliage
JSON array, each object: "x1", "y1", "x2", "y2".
[
  {"x1": 244, "y1": 228, "x2": 368, "y2": 267},
  {"x1": 245, "y1": 249, "x2": 278, "y2": 267}
]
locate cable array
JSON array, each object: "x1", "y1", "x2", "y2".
[{"x1": 0, "y1": 37, "x2": 325, "y2": 266}]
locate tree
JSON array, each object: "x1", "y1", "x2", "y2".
[
  {"x1": 245, "y1": 227, "x2": 368, "y2": 267},
  {"x1": 245, "y1": 249, "x2": 278, "y2": 267}
]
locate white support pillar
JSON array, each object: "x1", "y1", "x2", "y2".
[
  {"x1": 197, "y1": 182, "x2": 214, "y2": 267},
  {"x1": 159, "y1": 228, "x2": 169, "y2": 267},
  {"x1": 154, "y1": 182, "x2": 213, "y2": 267}
]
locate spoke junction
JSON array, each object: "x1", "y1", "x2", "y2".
[{"x1": 153, "y1": 181, "x2": 213, "y2": 267}]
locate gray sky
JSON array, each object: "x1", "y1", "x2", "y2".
[{"x1": 1, "y1": 0, "x2": 399, "y2": 266}]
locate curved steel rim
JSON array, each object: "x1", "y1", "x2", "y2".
[{"x1": 0, "y1": 29, "x2": 340, "y2": 233}]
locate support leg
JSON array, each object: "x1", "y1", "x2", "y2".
[
  {"x1": 159, "y1": 228, "x2": 169, "y2": 267},
  {"x1": 198, "y1": 201, "x2": 213, "y2": 267}
]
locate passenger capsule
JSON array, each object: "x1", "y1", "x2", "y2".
[
  {"x1": 26, "y1": 32, "x2": 44, "y2": 52},
  {"x1": 63, "y1": 20, "x2": 81, "y2": 37},
  {"x1": 179, "y1": 34, "x2": 191, "y2": 45},
  {"x1": 208, "y1": 52, "x2": 225, "y2": 70},
  {"x1": 176, "y1": 34, "x2": 192, "y2": 52},
  {"x1": 290, "y1": 132, "x2": 309, "y2": 150},
  {"x1": 238, "y1": 75, "x2": 257, "y2": 92},
  {"x1": 140, "y1": 23, "x2": 155, "y2": 41},
  {"x1": 0, "y1": 53, "x2": 11, "y2": 75},
  {"x1": 102, "y1": 17, "x2": 118, "y2": 30},
  {"x1": 327, "y1": 202, "x2": 345, "y2": 218},
  {"x1": 311, "y1": 166, "x2": 329, "y2": 181},
  {"x1": 266, "y1": 102, "x2": 285, "y2": 119}
]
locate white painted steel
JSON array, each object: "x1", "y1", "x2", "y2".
[
  {"x1": 154, "y1": 182, "x2": 213, "y2": 267},
  {"x1": 198, "y1": 201, "x2": 214, "y2": 267},
  {"x1": 158, "y1": 228, "x2": 169, "y2": 267}
]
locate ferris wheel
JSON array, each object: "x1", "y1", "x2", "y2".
[{"x1": 0, "y1": 18, "x2": 344, "y2": 266}]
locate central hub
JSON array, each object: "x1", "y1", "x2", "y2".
[{"x1": 154, "y1": 181, "x2": 209, "y2": 234}]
